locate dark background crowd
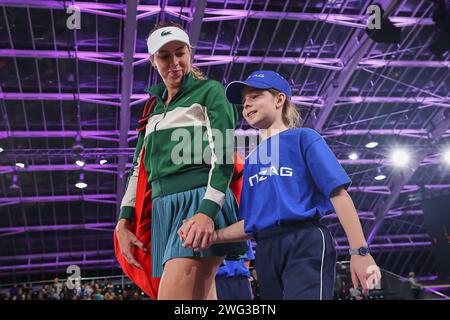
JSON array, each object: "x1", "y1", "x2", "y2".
[{"x1": 0, "y1": 277, "x2": 148, "y2": 300}]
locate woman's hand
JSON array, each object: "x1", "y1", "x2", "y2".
[
  {"x1": 350, "y1": 254, "x2": 381, "y2": 293},
  {"x1": 177, "y1": 213, "x2": 215, "y2": 251},
  {"x1": 115, "y1": 219, "x2": 147, "y2": 270},
  {"x1": 177, "y1": 219, "x2": 194, "y2": 242}
]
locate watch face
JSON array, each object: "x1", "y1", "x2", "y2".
[{"x1": 359, "y1": 247, "x2": 369, "y2": 255}]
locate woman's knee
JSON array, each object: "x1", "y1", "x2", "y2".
[
  {"x1": 164, "y1": 256, "x2": 223, "y2": 280},
  {"x1": 158, "y1": 256, "x2": 224, "y2": 299}
]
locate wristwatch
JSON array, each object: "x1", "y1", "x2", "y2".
[{"x1": 349, "y1": 246, "x2": 370, "y2": 256}]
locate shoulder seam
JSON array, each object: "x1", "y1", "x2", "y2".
[{"x1": 303, "y1": 136, "x2": 324, "y2": 155}]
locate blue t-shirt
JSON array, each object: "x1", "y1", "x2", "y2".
[
  {"x1": 216, "y1": 240, "x2": 254, "y2": 277},
  {"x1": 239, "y1": 128, "x2": 351, "y2": 234}
]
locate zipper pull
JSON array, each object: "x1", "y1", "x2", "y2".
[{"x1": 163, "y1": 107, "x2": 168, "y2": 117}]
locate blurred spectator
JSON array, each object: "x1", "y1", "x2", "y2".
[
  {"x1": 53, "y1": 277, "x2": 63, "y2": 296},
  {"x1": 16, "y1": 287, "x2": 24, "y2": 300},
  {"x1": 104, "y1": 288, "x2": 115, "y2": 300},
  {"x1": 76, "y1": 284, "x2": 84, "y2": 299},
  {"x1": 408, "y1": 272, "x2": 423, "y2": 299},
  {"x1": 106, "y1": 281, "x2": 113, "y2": 293},
  {"x1": 122, "y1": 289, "x2": 131, "y2": 300},
  {"x1": 39, "y1": 284, "x2": 50, "y2": 300},
  {"x1": 21, "y1": 284, "x2": 30, "y2": 298},
  {"x1": 93, "y1": 289, "x2": 104, "y2": 300},
  {"x1": 9, "y1": 284, "x2": 19, "y2": 300},
  {"x1": 132, "y1": 292, "x2": 140, "y2": 300},
  {"x1": 84, "y1": 284, "x2": 93, "y2": 298},
  {"x1": 51, "y1": 288, "x2": 59, "y2": 300}
]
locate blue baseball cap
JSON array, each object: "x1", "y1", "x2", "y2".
[{"x1": 225, "y1": 70, "x2": 292, "y2": 105}]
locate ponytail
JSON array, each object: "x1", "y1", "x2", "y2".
[
  {"x1": 268, "y1": 89, "x2": 302, "y2": 128},
  {"x1": 282, "y1": 100, "x2": 302, "y2": 128}
]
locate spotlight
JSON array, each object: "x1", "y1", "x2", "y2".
[
  {"x1": 75, "y1": 159, "x2": 85, "y2": 167},
  {"x1": 75, "y1": 173, "x2": 88, "y2": 189},
  {"x1": 75, "y1": 181, "x2": 87, "y2": 189},
  {"x1": 443, "y1": 149, "x2": 450, "y2": 165},
  {"x1": 365, "y1": 141, "x2": 379, "y2": 149},
  {"x1": 0, "y1": 147, "x2": 4, "y2": 153},
  {"x1": 348, "y1": 152, "x2": 359, "y2": 160},
  {"x1": 99, "y1": 159, "x2": 108, "y2": 165},
  {"x1": 15, "y1": 162, "x2": 25, "y2": 169},
  {"x1": 375, "y1": 167, "x2": 386, "y2": 181},
  {"x1": 390, "y1": 149, "x2": 410, "y2": 167}
]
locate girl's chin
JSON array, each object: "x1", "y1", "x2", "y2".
[
  {"x1": 247, "y1": 117, "x2": 272, "y2": 130},
  {"x1": 247, "y1": 119, "x2": 264, "y2": 129}
]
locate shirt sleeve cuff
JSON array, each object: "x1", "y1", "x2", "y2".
[
  {"x1": 196, "y1": 199, "x2": 221, "y2": 220},
  {"x1": 326, "y1": 178, "x2": 352, "y2": 198},
  {"x1": 118, "y1": 206, "x2": 136, "y2": 222}
]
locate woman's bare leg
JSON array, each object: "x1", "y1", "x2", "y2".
[
  {"x1": 206, "y1": 278, "x2": 218, "y2": 300},
  {"x1": 158, "y1": 256, "x2": 224, "y2": 300}
]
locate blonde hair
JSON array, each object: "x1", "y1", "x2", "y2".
[
  {"x1": 148, "y1": 22, "x2": 206, "y2": 80},
  {"x1": 268, "y1": 89, "x2": 302, "y2": 128}
]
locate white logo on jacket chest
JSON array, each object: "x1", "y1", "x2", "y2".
[
  {"x1": 248, "y1": 166, "x2": 293, "y2": 187},
  {"x1": 144, "y1": 104, "x2": 205, "y2": 138}
]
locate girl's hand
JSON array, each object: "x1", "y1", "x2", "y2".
[
  {"x1": 115, "y1": 219, "x2": 147, "y2": 270},
  {"x1": 350, "y1": 254, "x2": 381, "y2": 293},
  {"x1": 193, "y1": 230, "x2": 218, "y2": 252},
  {"x1": 178, "y1": 213, "x2": 215, "y2": 251}
]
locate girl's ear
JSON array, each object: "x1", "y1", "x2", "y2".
[{"x1": 276, "y1": 92, "x2": 286, "y2": 109}]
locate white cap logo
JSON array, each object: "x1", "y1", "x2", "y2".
[
  {"x1": 249, "y1": 74, "x2": 265, "y2": 79},
  {"x1": 147, "y1": 26, "x2": 191, "y2": 55}
]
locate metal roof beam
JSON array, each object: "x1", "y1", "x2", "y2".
[{"x1": 116, "y1": 0, "x2": 138, "y2": 216}]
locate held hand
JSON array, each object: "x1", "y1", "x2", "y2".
[
  {"x1": 193, "y1": 230, "x2": 218, "y2": 252},
  {"x1": 178, "y1": 213, "x2": 215, "y2": 251},
  {"x1": 177, "y1": 218, "x2": 217, "y2": 252},
  {"x1": 177, "y1": 218, "x2": 195, "y2": 242},
  {"x1": 350, "y1": 254, "x2": 382, "y2": 293},
  {"x1": 115, "y1": 219, "x2": 147, "y2": 270}
]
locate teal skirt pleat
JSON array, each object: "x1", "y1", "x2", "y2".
[{"x1": 151, "y1": 186, "x2": 248, "y2": 277}]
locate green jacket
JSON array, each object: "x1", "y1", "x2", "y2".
[{"x1": 119, "y1": 72, "x2": 238, "y2": 221}]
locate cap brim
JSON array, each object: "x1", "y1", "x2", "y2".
[
  {"x1": 225, "y1": 80, "x2": 272, "y2": 105},
  {"x1": 149, "y1": 39, "x2": 190, "y2": 55}
]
